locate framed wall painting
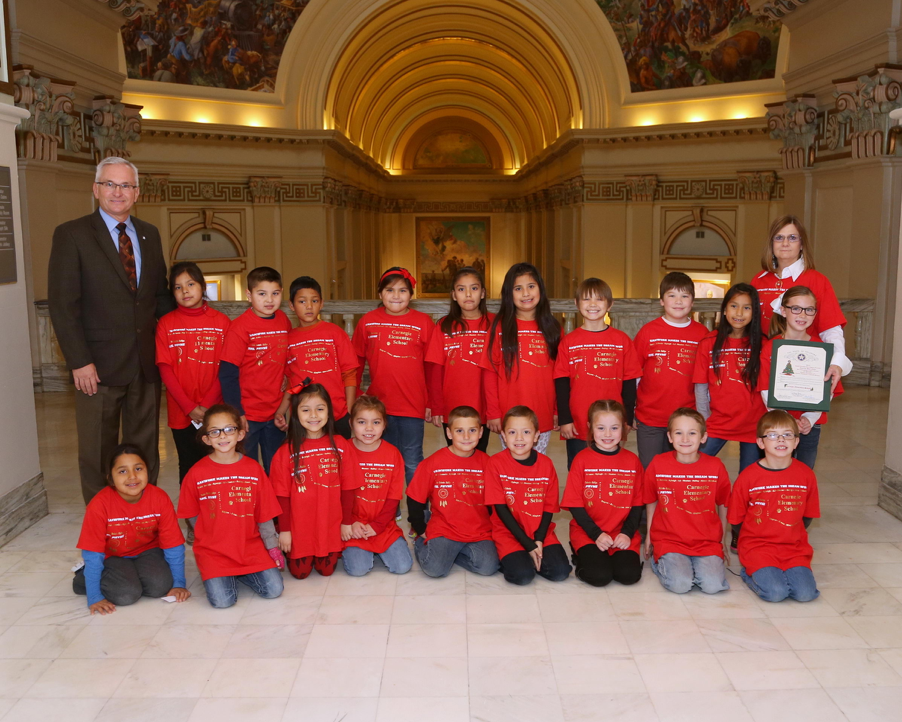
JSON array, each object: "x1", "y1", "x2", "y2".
[{"x1": 415, "y1": 217, "x2": 490, "y2": 297}]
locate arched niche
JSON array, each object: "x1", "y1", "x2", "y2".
[
  {"x1": 169, "y1": 211, "x2": 248, "y2": 300},
  {"x1": 396, "y1": 115, "x2": 507, "y2": 172},
  {"x1": 661, "y1": 207, "x2": 737, "y2": 284}
]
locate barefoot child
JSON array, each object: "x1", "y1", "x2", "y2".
[
  {"x1": 729, "y1": 410, "x2": 820, "y2": 602},
  {"x1": 407, "y1": 406, "x2": 499, "y2": 578},
  {"x1": 486, "y1": 406, "x2": 572, "y2": 585},
  {"x1": 75, "y1": 444, "x2": 190, "y2": 614},
  {"x1": 643, "y1": 408, "x2": 731, "y2": 594}
]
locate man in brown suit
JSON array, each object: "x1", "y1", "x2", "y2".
[{"x1": 48, "y1": 157, "x2": 174, "y2": 503}]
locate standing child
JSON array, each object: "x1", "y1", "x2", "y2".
[
  {"x1": 75, "y1": 444, "x2": 190, "y2": 614},
  {"x1": 693, "y1": 283, "x2": 766, "y2": 473},
  {"x1": 275, "y1": 276, "x2": 358, "y2": 439},
  {"x1": 485, "y1": 406, "x2": 572, "y2": 585},
  {"x1": 178, "y1": 405, "x2": 285, "y2": 609},
  {"x1": 343, "y1": 395, "x2": 412, "y2": 576},
  {"x1": 352, "y1": 267, "x2": 433, "y2": 487},
  {"x1": 219, "y1": 266, "x2": 291, "y2": 473},
  {"x1": 426, "y1": 266, "x2": 494, "y2": 453},
  {"x1": 643, "y1": 408, "x2": 731, "y2": 594},
  {"x1": 562, "y1": 401, "x2": 644, "y2": 587},
  {"x1": 156, "y1": 261, "x2": 231, "y2": 542},
  {"x1": 555, "y1": 278, "x2": 642, "y2": 468},
  {"x1": 729, "y1": 410, "x2": 820, "y2": 602},
  {"x1": 480, "y1": 263, "x2": 562, "y2": 453},
  {"x1": 634, "y1": 272, "x2": 708, "y2": 468},
  {"x1": 407, "y1": 405, "x2": 499, "y2": 578},
  {"x1": 759, "y1": 285, "x2": 849, "y2": 469},
  {"x1": 270, "y1": 382, "x2": 362, "y2": 580}
]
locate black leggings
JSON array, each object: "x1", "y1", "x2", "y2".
[
  {"x1": 500, "y1": 544, "x2": 572, "y2": 585},
  {"x1": 573, "y1": 544, "x2": 642, "y2": 587},
  {"x1": 171, "y1": 425, "x2": 208, "y2": 486},
  {"x1": 442, "y1": 423, "x2": 491, "y2": 453},
  {"x1": 73, "y1": 548, "x2": 173, "y2": 606}
]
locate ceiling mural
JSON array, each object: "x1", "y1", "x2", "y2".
[
  {"x1": 414, "y1": 132, "x2": 492, "y2": 169},
  {"x1": 595, "y1": 0, "x2": 781, "y2": 92},
  {"x1": 121, "y1": 0, "x2": 311, "y2": 91}
]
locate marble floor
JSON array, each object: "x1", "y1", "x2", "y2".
[{"x1": 0, "y1": 387, "x2": 898, "y2": 721}]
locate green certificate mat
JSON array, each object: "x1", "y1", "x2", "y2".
[{"x1": 767, "y1": 339, "x2": 833, "y2": 413}]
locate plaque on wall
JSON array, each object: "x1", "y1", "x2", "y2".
[{"x1": 0, "y1": 167, "x2": 16, "y2": 285}]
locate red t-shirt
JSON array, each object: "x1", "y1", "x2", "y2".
[
  {"x1": 480, "y1": 320, "x2": 560, "y2": 433},
  {"x1": 553, "y1": 327, "x2": 643, "y2": 439},
  {"x1": 346, "y1": 441, "x2": 405, "y2": 554},
  {"x1": 220, "y1": 308, "x2": 291, "y2": 422},
  {"x1": 485, "y1": 450, "x2": 562, "y2": 558},
  {"x1": 78, "y1": 485, "x2": 184, "y2": 559},
  {"x1": 425, "y1": 315, "x2": 495, "y2": 421},
  {"x1": 352, "y1": 307, "x2": 434, "y2": 418},
  {"x1": 155, "y1": 304, "x2": 231, "y2": 429},
  {"x1": 641, "y1": 451, "x2": 731, "y2": 561},
  {"x1": 728, "y1": 460, "x2": 820, "y2": 575},
  {"x1": 751, "y1": 268, "x2": 846, "y2": 336},
  {"x1": 692, "y1": 333, "x2": 767, "y2": 443},
  {"x1": 269, "y1": 436, "x2": 361, "y2": 559},
  {"x1": 634, "y1": 317, "x2": 709, "y2": 428},
  {"x1": 758, "y1": 333, "x2": 844, "y2": 424},
  {"x1": 561, "y1": 447, "x2": 644, "y2": 554},
  {"x1": 407, "y1": 447, "x2": 493, "y2": 543},
  {"x1": 286, "y1": 321, "x2": 358, "y2": 419},
  {"x1": 177, "y1": 455, "x2": 281, "y2": 581}
]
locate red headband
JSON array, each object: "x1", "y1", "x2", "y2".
[
  {"x1": 380, "y1": 268, "x2": 416, "y2": 290},
  {"x1": 287, "y1": 377, "x2": 314, "y2": 395}
]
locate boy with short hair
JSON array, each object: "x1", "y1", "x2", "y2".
[
  {"x1": 643, "y1": 408, "x2": 731, "y2": 594},
  {"x1": 406, "y1": 406, "x2": 500, "y2": 578},
  {"x1": 274, "y1": 276, "x2": 358, "y2": 439},
  {"x1": 219, "y1": 266, "x2": 291, "y2": 473},
  {"x1": 728, "y1": 410, "x2": 820, "y2": 602},
  {"x1": 555, "y1": 277, "x2": 643, "y2": 469},
  {"x1": 633, "y1": 272, "x2": 708, "y2": 468}
]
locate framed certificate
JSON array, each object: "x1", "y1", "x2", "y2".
[{"x1": 767, "y1": 339, "x2": 833, "y2": 412}]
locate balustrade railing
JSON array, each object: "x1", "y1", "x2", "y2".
[{"x1": 33, "y1": 298, "x2": 879, "y2": 391}]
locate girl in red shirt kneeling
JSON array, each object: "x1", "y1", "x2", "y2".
[
  {"x1": 342, "y1": 395, "x2": 412, "y2": 576},
  {"x1": 271, "y1": 382, "x2": 362, "y2": 579}
]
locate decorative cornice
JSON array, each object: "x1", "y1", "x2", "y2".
[
  {"x1": 95, "y1": 0, "x2": 145, "y2": 19},
  {"x1": 749, "y1": 0, "x2": 811, "y2": 21}
]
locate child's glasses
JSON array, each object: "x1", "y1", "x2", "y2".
[
  {"x1": 783, "y1": 305, "x2": 817, "y2": 316},
  {"x1": 206, "y1": 426, "x2": 239, "y2": 438},
  {"x1": 760, "y1": 431, "x2": 797, "y2": 441}
]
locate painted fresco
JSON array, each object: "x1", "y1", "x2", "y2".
[
  {"x1": 416, "y1": 218, "x2": 489, "y2": 297},
  {"x1": 414, "y1": 132, "x2": 491, "y2": 169},
  {"x1": 121, "y1": 0, "x2": 310, "y2": 91},
  {"x1": 595, "y1": 0, "x2": 781, "y2": 92}
]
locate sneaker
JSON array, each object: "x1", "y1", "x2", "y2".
[
  {"x1": 185, "y1": 518, "x2": 195, "y2": 546},
  {"x1": 407, "y1": 527, "x2": 419, "y2": 539},
  {"x1": 395, "y1": 508, "x2": 403, "y2": 522}
]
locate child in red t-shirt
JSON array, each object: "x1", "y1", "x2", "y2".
[
  {"x1": 178, "y1": 405, "x2": 285, "y2": 608},
  {"x1": 643, "y1": 408, "x2": 731, "y2": 594},
  {"x1": 729, "y1": 411, "x2": 820, "y2": 602},
  {"x1": 486, "y1": 406, "x2": 572, "y2": 585},
  {"x1": 563, "y1": 400, "x2": 644, "y2": 587},
  {"x1": 407, "y1": 405, "x2": 500, "y2": 578},
  {"x1": 352, "y1": 267, "x2": 433, "y2": 489},
  {"x1": 480, "y1": 263, "x2": 562, "y2": 454},
  {"x1": 556, "y1": 278, "x2": 642, "y2": 469},
  {"x1": 634, "y1": 272, "x2": 708, "y2": 468},
  {"x1": 219, "y1": 267, "x2": 291, "y2": 474},
  {"x1": 270, "y1": 382, "x2": 362, "y2": 580},
  {"x1": 342, "y1": 395, "x2": 412, "y2": 576},
  {"x1": 75, "y1": 444, "x2": 189, "y2": 615},
  {"x1": 693, "y1": 283, "x2": 766, "y2": 477},
  {"x1": 758, "y1": 285, "x2": 849, "y2": 471},
  {"x1": 275, "y1": 276, "x2": 358, "y2": 440},
  {"x1": 426, "y1": 266, "x2": 494, "y2": 454}
]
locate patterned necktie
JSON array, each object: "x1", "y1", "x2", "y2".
[{"x1": 116, "y1": 222, "x2": 137, "y2": 292}]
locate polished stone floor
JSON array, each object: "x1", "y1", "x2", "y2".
[{"x1": 0, "y1": 387, "x2": 898, "y2": 721}]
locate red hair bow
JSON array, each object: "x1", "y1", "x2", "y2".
[
  {"x1": 381, "y1": 267, "x2": 416, "y2": 290},
  {"x1": 288, "y1": 377, "x2": 314, "y2": 395}
]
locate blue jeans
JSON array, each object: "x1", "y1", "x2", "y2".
[
  {"x1": 342, "y1": 537, "x2": 413, "y2": 577},
  {"x1": 203, "y1": 567, "x2": 284, "y2": 608},
  {"x1": 383, "y1": 415, "x2": 425, "y2": 485},
  {"x1": 741, "y1": 565, "x2": 819, "y2": 602},
  {"x1": 700, "y1": 436, "x2": 762, "y2": 473},
  {"x1": 793, "y1": 424, "x2": 821, "y2": 469},
  {"x1": 651, "y1": 553, "x2": 729, "y2": 594},
  {"x1": 566, "y1": 439, "x2": 588, "y2": 470},
  {"x1": 244, "y1": 419, "x2": 285, "y2": 474},
  {"x1": 415, "y1": 536, "x2": 500, "y2": 578}
]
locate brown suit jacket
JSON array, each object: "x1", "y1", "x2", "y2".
[{"x1": 48, "y1": 208, "x2": 174, "y2": 386}]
